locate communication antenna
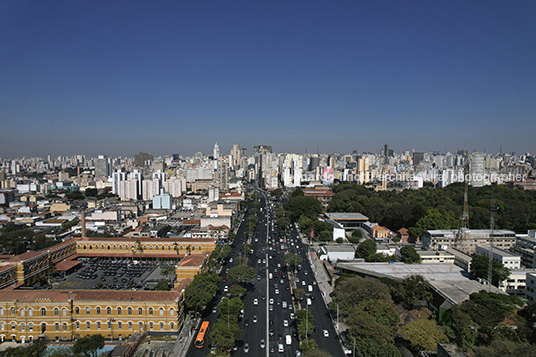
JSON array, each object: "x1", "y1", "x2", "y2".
[
  {"x1": 488, "y1": 201, "x2": 499, "y2": 292},
  {"x1": 456, "y1": 150, "x2": 470, "y2": 252}
]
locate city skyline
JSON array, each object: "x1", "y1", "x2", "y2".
[{"x1": 1, "y1": 1, "x2": 535, "y2": 158}]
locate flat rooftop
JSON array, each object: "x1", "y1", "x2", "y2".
[
  {"x1": 324, "y1": 212, "x2": 369, "y2": 221},
  {"x1": 336, "y1": 262, "x2": 504, "y2": 305}
]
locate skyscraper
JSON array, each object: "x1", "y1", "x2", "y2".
[{"x1": 95, "y1": 155, "x2": 109, "y2": 179}]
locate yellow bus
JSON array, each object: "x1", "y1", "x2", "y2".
[{"x1": 195, "y1": 321, "x2": 210, "y2": 348}]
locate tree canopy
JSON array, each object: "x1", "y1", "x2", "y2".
[
  {"x1": 184, "y1": 272, "x2": 220, "y2": 311},
  {"x1": 332, "y1": 276, "x2": 391, "y2": 316},
  {"x1": 355, "y1": 239, "x2": 377, "y2": 259},
  {"x1": 391, "y1": 275, "x2": 431, "y2": 310},
  {"x1": 399, "y1": 319, "x2": 448, "y2": 354},
  {"x1": 72, "y1": 334, "x2": 105, "y2": 357},
  {"x1": 227, "y1": 265, "x2": 256, "y2": 283},
  {"x1": 470, "y1": 254, "x2": 510, "y2": 285},
  {"x1": 399, "y1": 245, "x2": 421, "y2": 264}
]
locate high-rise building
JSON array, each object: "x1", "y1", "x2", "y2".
[
  {"x1": 134, "y1": 152, "x2": 154, "y2": 167},
  {"x1": 471, "y1": 152, "x2": 486, "y2": 187},
  {"x1": 231, "y1": 144, "x2": 241, "y2": 169},
  {"x1": 95, "y1": 155, "x2": 109, "y2": 179},
  {"x1": 216, "y1": 157, "x2": 229, "y2": 191},
  {"x1": 413, "y1": 152, "x2": 424, "y2": 166}
]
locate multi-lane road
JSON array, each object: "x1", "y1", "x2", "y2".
[{"x1": 186, "y1": 188, "x2": 346, "y2": 357}]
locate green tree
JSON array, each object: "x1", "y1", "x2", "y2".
[
  {"x1": 184, "y1": 272, "x2": 220, "y2": 312},
  {"x1": 227, "y1": 265, "x2": 256, "y2": 283},
  {"x1": 283, "y1": 253, "x2": 303, "y2": 270},
  {"x1": 0, "y1": 339, "x2": 48, "y2": 357},
  {"x1": 473, "y1": 339, "x2": 536, "y2": 357},
  {"x1": 470, "y1": 254, "x2": 510, "y2": 286},
  {"x1": 359, "y1": 299, "x2": 399, "y2": 332},
  {"x1": 352, "y1": 338, "x2": 401, "y2": 357},
  {"x1": 228, "y1": 284, "x2": 246, "y2": 297},
  {"x1": 72, "y1": 334, "x2": 105, "y2": 357},
  {"x1": 155, "y1": 279, "x2": 170, "y2": 291},
  {"x1": 332, "y1": 276, "x2": 391, "y2": 316},
  {"x1": 347, "y1": 310, "x2": 395, "y2": 344},
  {"x1": 300, "y1": 339, "x2": 319, "y2": 353},
  {"x1": 399, "y1": 245, "x2": 421, "y2": 264},
  {"x1": 448, "y1": 306, "x2": 477, "y2": 351},
  {"x1": 218, "y1": 297, "x2": 245, "y2": 318},
  {"x1": 284, "y1": 195, "x2": 323, "y2": 222},
  {"x1": 291, "y1": 188, "x2": 304, "y2": 198},
  {"x1": 355, "y1": 239, "x2": 376, "y2": 259},
  {"x1": 399, "y1": 319, "x2": 448, "y2": 354},
  {"x1": 209, "y1": 318, "x2": 244, "y2": 353},
  {"x1": 408, "y1": 209, "x2": 455, "y2": 238},
  {"x1": 84, "y1": 188, "x2": 98, "y2": 197},
  {"x1": 301, "y1": 350, "x2": 334, "y2": 357},
  {"x1": 391, "y1": 275, "x2": 431, "y2": 310},
  {"x1": 296, "y1": 309, "x2": 315, "y2": 338}
]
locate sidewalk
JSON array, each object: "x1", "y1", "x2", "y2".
[{"x1": 171, "y1": 316, "x2": 198, "y2": 357}]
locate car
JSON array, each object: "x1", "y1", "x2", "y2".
[
  {"x1": 212, "y1": 306, "x2": 218, "y2": 314},
  {"x1": 224, "y1": 285, "x2": 228, "y2": 292},
  {"x1": 304, "y1": 270, "x2": 308, "y2": 275},
  {"x1": 229, "y1": 258, "x2": 233, "y2": 263},
  {"x1": 270, "y1": 319, "x2": 273, "y2": 325},
  {"x1": 269, "y1": 298, "x2": 274, "y2": 304},
  {"x1": 283, "y1": 320, "x2": 288, "y2": 327},
  {"x1": 270, "y1": 304, "x2": 273, "y2": 311},
  {"x1": 290, "y1": 312, "x2": 295, "y2": 320},
  {"x1": 270, "y1": 345, "x2": 275, "y2": 353},
  {"x1": 301, "y1": 281, "x2": 306, "y2": 286},
  {"x1": 274, "y1": 283, "x2": 278, "y2": 289},
  {"x1": 253, "y1": 315, "x2": 258, "y2": 323},
  {"x1": 275, "y1": 289, "x2": 279, "y2": 295},
  {"x1": 270, "y1": 328, "x2": 274, "y2": 336},
  {"x1": 253, "y1": 298, "x2": 258, "y2": 305},
  {"x1": 278, "y1": 332, "x2": 283, "y2": 340},
  {"x1": 211, "y1": 345, "x2": 217, "y2": 354},
  {"x1": 245, "y1": 319, "x2": 249, "y2": 326},
  {"x1": 258, "y1": 259, "x2": 261, "y2": 264},
  {"x1": 314, "y1": 326, "x2": 319, "y2": 333},
  {"x1": 260, "y1": 339, "x2": 266, "y2": 349},
  {"x1": 222, "y1": 277, "x2": 226, "y2": 283},
  {"x1": 262, "y1": 294, "x2": 266, "y2": 300},
  {"x1": 296, "y1": 350, "x2": 301, "y2": 357},
  {"x1": 323, "y1": 330, "x2": 329, "y2": 337},
  {"x1": 257, "y1": 275, "x2": 261, "y2": 280},
  {"x1": 277, "y1": 300, "x2": 281, "y2": 306},
  {"x1": 278, "y1": 343, "x2": 284, "y2": 353},
  {"x1": 244, "y1": 343, "x2": 250, "y2": 353}
]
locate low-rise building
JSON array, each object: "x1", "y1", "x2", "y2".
[
  {"x1": 513, "y1": 231, "x2": 536, "y2": 268},
  {"x1": 475, "y1": 245, "x2": 521, "y2": 270},
  {"x1": 422, "y1": 229, "x2": 516, "y2": 254}
]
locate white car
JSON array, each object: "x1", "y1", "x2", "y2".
[
  {"x1": 253, "y1": 298, "x2": 258, "y2": 305},
  {"x1": 269, "y1": 298, "x2": 274, "y2": 304},
  {"x1": 275, "y1": 289, "x2": 279, "y2": 295},
  {"x1": 224, "y1": 285, "x2": 229, "y2": 292},
  {"x1": 283, "y1": 320, "x2": 288, "y2": 327},
  {"x1": 301, "y1": 281, "x2": 306, "y2": 286},
  {"x1": 323, "y1": 330, "x2": 329, "y2": 338}
]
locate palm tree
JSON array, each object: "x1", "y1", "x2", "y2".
[
  {"x1": 173, "y1": 241, "x2": 179, "y2": 261},
  {"x1": 135, "y1": 240, "x2": 143, "y2": 261},
  {"x1": 186, "y1": 244, "x2": 192, "y2": 256}
]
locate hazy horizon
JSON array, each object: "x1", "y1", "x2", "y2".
[{"x1": 1, "y1": 1, "x2": 534, "y2": 158}]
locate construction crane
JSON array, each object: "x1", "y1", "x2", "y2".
[{"x1": 456, "y1": 150, "x2": 470, "y2": 252}]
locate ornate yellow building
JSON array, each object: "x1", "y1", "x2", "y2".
[
  {"x1": 0, "y1": 289, "x2": 186, "y2": 343},
  {"x1": 0, "y1": 236, "x2": 217, "y2": 342}
]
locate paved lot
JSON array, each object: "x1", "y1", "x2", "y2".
[{"x1": 54, "y1": 258, "x2": 161, "y2": 291}]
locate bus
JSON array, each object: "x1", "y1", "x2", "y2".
[{"x1": 195, "y1": 321, "x2": 210, "y2": 348}]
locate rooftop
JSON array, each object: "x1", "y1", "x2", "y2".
[
  {"x1": 324, "y1": 212, "x2": 369, "y2": 221},
  {"x1": 336, "y1": 262, "x2": 504, "y2": 305}
]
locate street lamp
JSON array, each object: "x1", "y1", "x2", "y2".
[{"x1": 109, "y1": 318, "x2": 115, "y2": 342}]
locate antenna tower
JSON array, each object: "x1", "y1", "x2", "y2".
[
  {"x1": 488, "y1": 201, "x2": 499, "y2": 292},
  {"x1": 456, "y1": 150, "x2": 470, "y2": 251}
]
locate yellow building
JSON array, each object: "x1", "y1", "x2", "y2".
[
  {"x1": 175, "y1": 254, "x2": 210, "y2": 284},
  {"x1": 75, "y1": 237, "x2": 216, "y2": 261},
  {"x1": 0, "y1": 290, "x2": 185, "y2": 343}
]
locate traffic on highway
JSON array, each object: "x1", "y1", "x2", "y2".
[{"x1": 186, "y1": 187, "x2": 345, "y2": 357}]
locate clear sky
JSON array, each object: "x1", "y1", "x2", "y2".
[{"x1": 1, "y1": 0, "x2": 535, "y2": 158}]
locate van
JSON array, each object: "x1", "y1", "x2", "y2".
[
  {"x1": 307, "y1": 298, "x2": 312, "y2": 306},
  {"x1": 308, "y1": 285, "x2": 313, "y2": 292},
  {"x1": 285, "y1": 335, "x2": 292, "y2": 345},
  {"x1": 282, "y1": 301, "x2": 287, "y2": 309}
]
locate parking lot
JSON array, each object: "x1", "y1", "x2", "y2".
[{"x1": 55, "y1": 257, "x2": 163, "y2": 291}]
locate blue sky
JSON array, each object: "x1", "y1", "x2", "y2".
[{"x1": 0, "y1": 0, "x2": 535, "y2": 158}]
